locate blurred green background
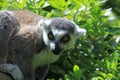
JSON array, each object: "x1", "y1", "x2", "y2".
[{"x1": 0, "y1": 0, "x2": 120, "y2": 80}]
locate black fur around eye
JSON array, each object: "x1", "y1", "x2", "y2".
[
  {"x1": 48, "y1": 31, "x2": 54, "y2": 41},
  {"x1": 60, "y1": 34, "x2": 70, "y2": 43}
]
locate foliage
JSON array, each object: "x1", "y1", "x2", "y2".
[{"x1": 0, "y1": 0, "x2": 120, "y2": 80}]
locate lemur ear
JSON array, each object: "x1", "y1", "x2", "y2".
[
  {"x1": 38, "y1": 19, "x2": 51, "y2": 30},
  {"x1": 74, "y1": 25, "x2": 86, "y2": 37}
]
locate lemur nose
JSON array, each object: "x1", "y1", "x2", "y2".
[
  {"x1": 52, "y1": 47, "x2": 61, "y2": 55},
  {"x1": 50, "y1": 42, "x2": 61, "y2": 55}
]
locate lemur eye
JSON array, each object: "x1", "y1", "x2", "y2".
[
  {"x1": 48, "y1": 31, "x2": 54, "y2": 41},
  {"x1": 60, "y1": 34, "x2": 70, "y2": 43}
]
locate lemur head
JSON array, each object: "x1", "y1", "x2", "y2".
[{"x1": 39, "y1": 18, "x2": 86, "y2": 55}]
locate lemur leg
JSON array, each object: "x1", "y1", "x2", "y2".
[
  {"x1": 35, "y1": 65, "x2": 50, "y2": 80},
  {"x1": 0, "y1": 64, "x2": 23, "y2": 80}
]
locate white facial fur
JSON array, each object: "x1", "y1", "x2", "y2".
[
  {"x1": 39, "y1": 18, "x2": 86, "y2": 54},
  {"x1": 50, "y1": 29, "x2": 76, "y2": 50},
  {"x1": 50, "y1": 29, "x2": 67, "y2": 50},
  {"x1": 39, "y1": 19, "x2": 51, "y2": 46},
  {"x1": 32, "y1": 18, "x2": 86, "y2": 68}
]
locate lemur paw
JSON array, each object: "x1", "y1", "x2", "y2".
[{"x1": 0, "y1": 64, "x2": 23, "y2": 80}]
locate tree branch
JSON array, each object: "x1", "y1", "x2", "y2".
[{"x1": 0, "y1": 72, "x2": 13, "y2": 80}]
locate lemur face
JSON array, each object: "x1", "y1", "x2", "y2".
[{"x1": 39, "y1": 18, "x2": 86, "y2": 55}]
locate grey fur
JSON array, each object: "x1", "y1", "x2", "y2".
[{"x1": 49, "y1": 18, "x2": 75, "y2": 33}]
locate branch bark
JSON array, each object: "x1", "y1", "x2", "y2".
[{"x1": 0, "y1": 72, "x2": 13, "y2": 80}]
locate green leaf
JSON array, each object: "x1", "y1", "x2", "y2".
[
  {"x1": 50, "y1": 65, "x2": 65, "y2": 75},
  {"x1": 91, "y1": 77, "x2": 104, "y2": 80},
  {"x1": 73, "y1": 65, "x2": 80, "y2": 72},
  {"x1": 97, "y1": 71, "x2": 106, "y2": 78},
  {"x1": 35, "y1": 0, "x2": 45, "y2": 8},
  {"x1": 0, "y1": 1, "x2": 9, "y2": 9},
  {"x1": 73, "y1": 65, "x2": 83, "y2": 78},
  {"x1": 107, "y1": 73, "x2": 114, "y2": 79},
  {"x1": 18, "y1": 0, "x2": 27, "y2": 9},
  {"x1": 48, "y1": 0, "x2": 65, "y2": 10}
]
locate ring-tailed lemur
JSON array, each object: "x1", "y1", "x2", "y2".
[{"x1": 0, "y1": 10, "x2": 86, "y2": 80}]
